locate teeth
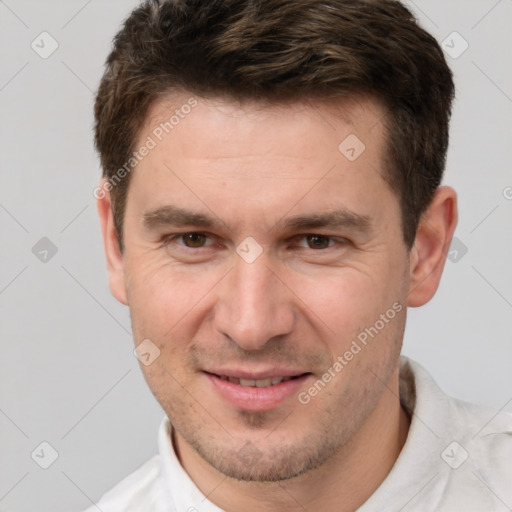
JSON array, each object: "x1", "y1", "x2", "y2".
[
  {"x1": 255, "y1": 378, "x2": 272, "y2": 388},
  {"x1": 239, "y1": 378, "x2": 256, "y2": 386},
  {"x1": 223, "y1": 376, "x2": 295, "y2": 387}
]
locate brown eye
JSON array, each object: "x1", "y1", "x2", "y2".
[
  {"x1": 306, "y1": 234, "x2": 331, "y2": 249},
  {"x1": 182, "y1": 233, "x2": 208, "y2": 247}
]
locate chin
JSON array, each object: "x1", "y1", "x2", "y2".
[{"x1": 190, "y1": 432, "x2": 341, "y2": 483}]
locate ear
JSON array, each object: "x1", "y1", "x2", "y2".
[
  {"x1": 97, "y1": 182, "x2": 128, "y2": 305},
  {"x1": 407, "y1": 186, "x2": 458, "y2": 307}
]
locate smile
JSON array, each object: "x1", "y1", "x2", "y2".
[
  {"x1": 217, "y1": 375, "x2": 297, "y2": 387},
  {"x1": 204, "y1": 371, "x2": 312, "y2": 411}
]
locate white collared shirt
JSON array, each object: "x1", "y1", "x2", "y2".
[{"x1": 84, "y1": 357, "x2": 512, "y2": 511}]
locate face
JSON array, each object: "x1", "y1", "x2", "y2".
[{"x1": 106, "y1": 95, "x2": 414, "y2": 481}]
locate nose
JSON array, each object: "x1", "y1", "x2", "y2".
[{"x1": 213, "y1": 251, "x2": 295, "y2": 351}]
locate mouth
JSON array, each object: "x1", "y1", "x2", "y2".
[
  {"x1": 203, "y1": 370, "x2": 312, "y2": 411},
  {"x1": 214, "y1": 374, "x2": 304, "y2": 387}
]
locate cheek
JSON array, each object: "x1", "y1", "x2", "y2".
[
  {"x1": 125, "y1": 253, "x2": 223, "y2": 334},
  {"x1": 135, "y1": 326, "x2": 201, "y2": 410},
  {"x1": 300, "y1": 263, "x2": 401, "y2": 323}
]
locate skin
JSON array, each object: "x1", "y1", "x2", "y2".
[{"x1": 98, "y1": 95, "x2": 457, "y2": 511}]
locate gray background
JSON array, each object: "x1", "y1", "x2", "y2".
[{"x1": 0, "y1": 1, "x2": 511, "y2": 510}]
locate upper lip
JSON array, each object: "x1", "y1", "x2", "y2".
[{"x1": 204, "y1": 368, "x2": 310, "y2": 380}]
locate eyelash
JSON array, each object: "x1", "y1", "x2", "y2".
[{"x1": 163, "y1": 232, "x2": 347, "y2": 251}]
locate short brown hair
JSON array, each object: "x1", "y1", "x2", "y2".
[{"x1": 94, "y1": 0, "x2": 454, "y2": 248}]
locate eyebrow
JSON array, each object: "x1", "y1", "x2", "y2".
[{"x1": 142, "y1": 205, "x2": 372, "y2": 233}]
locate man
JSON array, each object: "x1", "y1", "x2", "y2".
[{"x1": 88, "y1": 0, "x2": 512, "y2": 510}]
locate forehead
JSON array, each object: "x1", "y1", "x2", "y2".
[
  {"x1": 136, "y1": 94, "x2": 389, "y2": 187},
  {"x1": 128, "y1": 94, "x2": 397, "y2": 234},
  {"x1": 142, "y1": 94, "x2": 387, "y2": 160}
]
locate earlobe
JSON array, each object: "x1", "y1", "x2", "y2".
[
  {"x1": 407, "y1": 186, "x2": 458, "y2": 308},
  {"x1": 97, "y1": 183, "x2": 128, "y2": 305}
]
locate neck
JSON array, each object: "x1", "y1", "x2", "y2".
[{"x1": 174, "y1": 367, "x2": 410, "y2": 512}]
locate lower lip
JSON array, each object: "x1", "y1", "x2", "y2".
[{"x1": 205, "y1": 373, "x2": 311, "y2": 412}]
